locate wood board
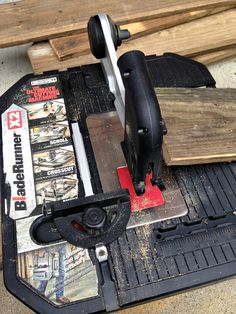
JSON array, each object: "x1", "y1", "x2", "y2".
[
  {"x1": 86, "y1": 88, "x2": 236, "y2": 167},
  {"x1": 194, "y1": 46, "x2": 236, "y2": 64},
  {"x1": 50, "y1": 33, "x2": 90, "y2": 61},
  {"x1": 28, "y1": 41, "x2": 236, "y2": 74},
  {"x1": 50, "y1": 6, "x2": 232, "y2": 61},
  {"x1": 28, "y1": 9, "x2": 236, "y2": 73},
  {"x1": 0, "y1": 0, "x2": 236, "y2": 48},
  {"x1": 28, "y1": 41, "x2": 236, "y2": 75},
  {"x1": 28, "y1": 42, "x2": 98, "y2": 74},
  {"x1": 119, "y1": 9, "x2": 236, "y2": 58},
  {"x1": 155, "y1": 88, "x2": 236, "y2": 165}
]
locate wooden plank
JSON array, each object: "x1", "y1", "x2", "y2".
[
  {"x1": 28, "y1": 42, "x2": 98, "y2": 74},
  {"x1": 50, "y1": 33, "x2": 90, "y2": 61},
  {"x1": 122, "y1": 6, "x2": 234, "y2": 39},
  {"x1": 0, "y1": 0, "x2": 236, "y2": 48},
  {"x1": 154, "y1": 88, "x2": 236, "y2": 165},
  {"x1": 28, "y1": 41, "x2": 236, "y2": 75},
  {"x1": 193, "y1": 47, "x2": 236, "y2": 64},
  {"x1": 120, "y1": 9, "x2": 236, "y2": 58},
  {"x1": 28, "y1": 10, "x2": 236, "y2": 73},
  {"x1": 50, "y1": 6, "x2": 232, "y2": 61}
]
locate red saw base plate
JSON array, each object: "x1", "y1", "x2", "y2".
[{"x1": 117, "y1": 166, "x2": 165, "y2": 212}]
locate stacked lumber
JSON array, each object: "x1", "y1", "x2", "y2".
[
  {"x1": 26, "y1": 3, "x2": 236, "y2": 73},
  {"x1": 28, "y1": 8, "x2": 236, "y2": 73},
  {"x1": 49, "y1": 7, "x2": 228, "y2": 61},
  {"x1": 0, "y1": 0, "x2": 235, "y2": 73}
]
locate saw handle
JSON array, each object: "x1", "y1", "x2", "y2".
[{"x1": 118, "y1": 50, "x2": 167, "y2": 194}]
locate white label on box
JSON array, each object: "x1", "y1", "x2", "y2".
[{"x1": 31, "y1": 77, "x2": 57, "y2": 86}]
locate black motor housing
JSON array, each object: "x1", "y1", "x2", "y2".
[{"x1": 118, "y1": 50, "x2": 167, "y2": 194}]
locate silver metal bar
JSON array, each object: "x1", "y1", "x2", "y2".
[
  {"x1": 98, "y1": 13, "x2": 125, "y2": 128},
  {"x1": 71, "y1": 122, "x2": 94, "y2": 197}
]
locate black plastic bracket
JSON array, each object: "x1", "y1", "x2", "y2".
[{"x1": 30, "y1": 189, "x2": 131, "y2": 248}]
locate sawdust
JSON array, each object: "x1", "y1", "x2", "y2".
[
  {"x1": 110, "y1": 243, "x2": 127, "y2": 288},
  {"x1": 135, "y1": 224, "x2": 153, "y2": 261}
]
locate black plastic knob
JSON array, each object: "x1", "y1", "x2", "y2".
[
  {"x1": 83, "y1": 207, "x2": 106, "y2": 229},
  {"x1": 87, "y1": 14, "x2": 130, "y2": 59},
  {"x1": 87, "y1": 15, "x2": 106, "y2": 59}
]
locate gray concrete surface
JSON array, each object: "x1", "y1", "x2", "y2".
[
  {"x1": 0, "y1": 0, "x2": 20, "y2": 4},
  {"x1": 0, "y1": 45, "x2": 235, "y2": 313},
  {"x1": 0, "y1": 271, "x2": 32, "y2": 314},
  {"x1": 209, "y1": 57, "x2": 236, "y2": 88},
  {"x1": 0, "y1": 45, "x2": 32, "y2": 95}
]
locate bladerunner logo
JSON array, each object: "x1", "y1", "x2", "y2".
[
  {"x1": 12, "y1": 133, "x2": 27, "y2": 211},
  {"x1": 2, "y1": 104, "x2": 36, "y2": 220}
]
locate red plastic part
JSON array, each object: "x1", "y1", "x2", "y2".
[{"x1": 117, "y1": 166, "x2": 165, "y2": 212}]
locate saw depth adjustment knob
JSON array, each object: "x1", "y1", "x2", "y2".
[{"x1": 83, "y1": 206, "x2": 106, "y2": 229}]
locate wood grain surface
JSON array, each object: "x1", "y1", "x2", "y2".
[
  {"x1": 50, "y1": 32, "x2": 90, "y2": 61},
  {"x1": 50, "y1": 6, "x2": 232, "y2": 61},
  {"x1": 0, "y1": 0, "x2": 235, "y2": 47},
  {"x1": 28, "y1": 42, "x2": 236, "y2": 75},
  {"x1": 121, "y1": 9, "x2": 236, "y2": 58},
  {"x1": 194, "y1": 46, "x2": 236, "y2": 64},
  {"x1": 155, "y1": 88, "x2": 236, "y2": 165},
  {"x1": 28, "y1": 42, "x2": 98, "y2": 74},
  {"x1": 28, "y1": 9, "x2": 236, "y2": 73}
]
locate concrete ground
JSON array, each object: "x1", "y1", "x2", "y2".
[{"x1": 0, "y1": 45, "x2": 235, "y2": 313}]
